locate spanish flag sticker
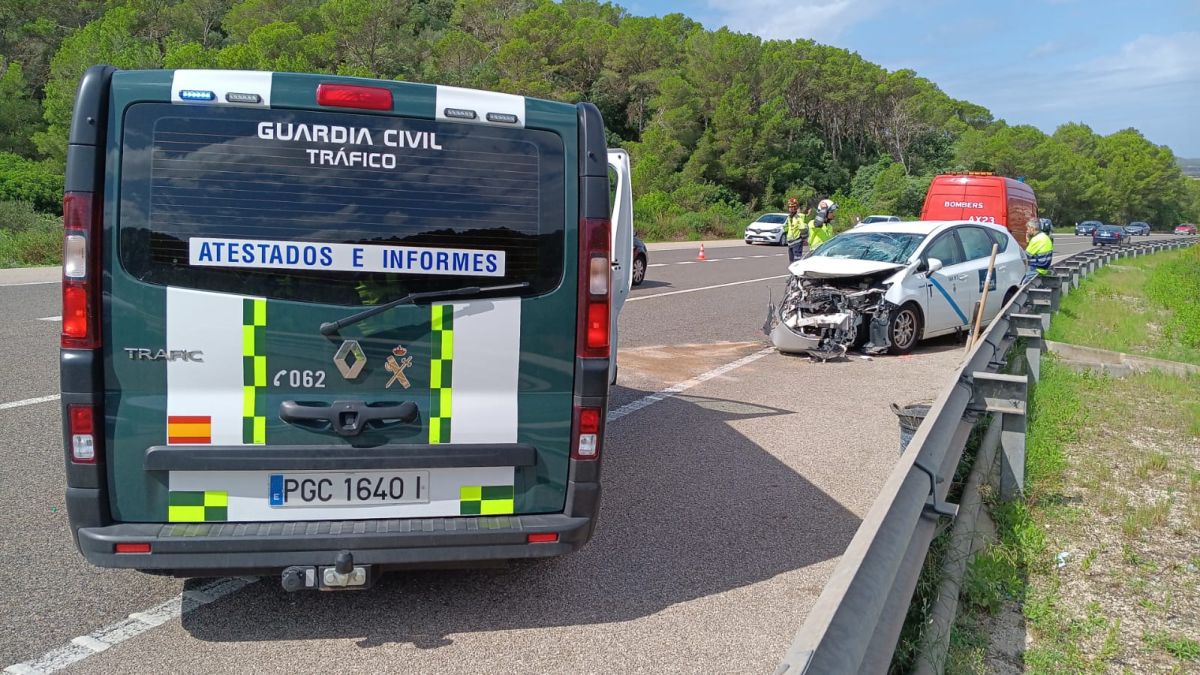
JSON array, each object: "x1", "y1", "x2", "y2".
[{"x1": 167, "y1": 415, "x2": 212, "y2": 444}]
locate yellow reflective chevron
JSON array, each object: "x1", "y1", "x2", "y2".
[
  {"x1": 429, "y1": 304, "x2": 454, "y2": 444},
  {"x1": 242, "y1": 298, "x2": 267, "y2": 444}
]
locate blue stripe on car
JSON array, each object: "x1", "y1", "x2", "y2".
[{"x1": 928, "y1": 276, "x2": 969, "y2": 325}]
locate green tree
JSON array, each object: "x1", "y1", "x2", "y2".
[
  {"x1": 0, "y1": 61, "x2": 43, "y2": 156},
  {"x1": 36, "y1": 5, "x2": 165, "y2": 164}
]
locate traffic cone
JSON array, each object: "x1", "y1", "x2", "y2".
[{"x1": 697, "y1": 243, "x2": 707, "y2": 261}]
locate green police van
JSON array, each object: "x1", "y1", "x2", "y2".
[{"x1": 60, "y1": 67, "x2": 620, "y2": 590}]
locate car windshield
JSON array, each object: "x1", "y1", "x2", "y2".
[
  {"x1": 757, "y1": 214, "x2": 787, "y2": 224},
  {"x1": 809, "y1": 231, "x2": 925, "y2": 264},
  {"x1": 861, "y1": 216, "x2": 891, "y2": 224}
]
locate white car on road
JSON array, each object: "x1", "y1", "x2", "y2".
[
  {"x1": 769, "y1": 221, "x2": 1027, "y2": 359},
  {"x1": 859, "y1": 215, "x2": 900, "y2": 225},
  {"x1": 743, "y1": 213, "x2": 790, "y2": 245}
]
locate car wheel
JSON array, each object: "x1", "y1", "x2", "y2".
[
  {"x1": 777, "y1": 232, "x2": 786, "y2": 246},
  {"x1": 631, "y1": 254, "x2": 646, "y2": 286},
  {"x1": 887, "y1": 303, "x2": 922, "y2": 355},
  {"x1": 1002, "y1": 287, "x2": 1018, "y2": 308}
]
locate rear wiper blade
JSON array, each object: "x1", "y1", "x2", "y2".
[{"x1": 319, "y1": 282, "x2": 530, "y2": 336}]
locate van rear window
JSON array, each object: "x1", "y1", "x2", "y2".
[{"x1": 118, "y1": 103, "x2": 565, "y2": 304}]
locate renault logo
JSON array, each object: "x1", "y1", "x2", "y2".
[{"x1": 333, "y1": 340, "x2": 367, "y2": 379}]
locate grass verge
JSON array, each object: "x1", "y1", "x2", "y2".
[
  {"x1": 1047, "y1": 246, "x2": 1200, "y2": 366},
  {"x1": 947, "y1": 358, "x2": 1200, "y2": 673},
  {"x1": 0, "y1": 200, "x2": 61, "y2": 268}
]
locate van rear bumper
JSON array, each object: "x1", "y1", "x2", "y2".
[{"x1": 74, "y1": 485, "x2": 599, "y2": 574}]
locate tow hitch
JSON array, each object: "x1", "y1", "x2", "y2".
[{"x1": 281, "y1": 551, "x2": 373, "y2": 592}]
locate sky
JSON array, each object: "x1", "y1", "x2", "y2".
[{"x1": 622, "y1": 0, "x2": 1200, "y2": 157}]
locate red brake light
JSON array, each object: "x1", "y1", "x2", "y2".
[
  {"x1": 576, "y1": 217, "x2": 611, "y2": 359},
  {"x1": 114, "y1": 543, "x2": 151, "y2": 554},
  {"x1": 316, "y1": 84, "x2": 393, "y2": 111},
  {"x1": 578, "y1": 408, "x2": 600, "y2": 434},
  {"x1": 527, "y1": 533, "x2": 559, "y2": 544},
  {"x1": 61, "y1": 192, "x2": 101, "y2": 349},
  {"x1": 69, "y1": 405, "x2": 94, "y2": 434},
  {"x1": 68, "y1": 404, "x2": 97, "y2": 463},
  {"x1": 586, "y1": 303, "x2": 608, "y2": 350},
  {"x1": 572, "y1": 405, "x2": 603, "y2": 460}
]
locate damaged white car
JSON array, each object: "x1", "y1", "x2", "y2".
[{"x1": 766, "y1": 221, "x2": 1028, "y2": 359}]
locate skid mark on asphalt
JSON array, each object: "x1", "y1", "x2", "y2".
[
  {"x1": 4, "y1": 577, "x2": 255, "y2": 674},
  {"x1": 610, "y1": 346, "x2": 775, "y2": 422},
  {"x1": 615, "y1": 342, "x2": 765, "y2": 392},
  {"x1": 2, "y1": 343, "x2": 778, "y2": 673}
]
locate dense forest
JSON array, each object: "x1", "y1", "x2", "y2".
[{"x1": 1, "y1": 0, "x2": 1198, "y2": 252}]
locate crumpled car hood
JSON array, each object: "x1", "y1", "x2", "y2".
[{"x1": 787, "y1": 257, "x2": 906, "y2": 279}]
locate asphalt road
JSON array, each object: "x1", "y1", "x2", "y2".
[{"x1": 0, "y1": 233, "x2": 1172, "y2": 673}]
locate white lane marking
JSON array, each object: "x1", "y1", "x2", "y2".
[
  {"x1": 647, "y1": 263, "x2": 667, "y2": 268},
  {"x1": 0, "y1": 394, "x2": 61, "y2": 411},
  {"x1": 628, "y1": 275, "x2": 787, "y2": 302},
  {"x1": 729, "y1": 256, "x2": 745, "y2": 260},
  {"x1": 676, "y1": 261, "x2": 697, "y2": 265},
  {"x1": 752, "y1": 255, "x2": 768, "y2": 258},
  {"x1": 0, "y1": 281, "x2": 59, "y2": 287},
  {"x1": 38, "y1": 316, "x2": 61, "y2": 322},
  {"x1": 610, "y1": 346, "x2": 775, "y2": 422},
  {"x1": 4, "y1": 577, "x2": 256, "y2": 674}
]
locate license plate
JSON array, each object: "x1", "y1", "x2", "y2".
[{"x1": 268, "y1": 471, "x2": 430, "y2": 507}]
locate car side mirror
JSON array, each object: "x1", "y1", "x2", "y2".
[{"x1": 925, "y1": 258, "x2": 944, "y2": 274}]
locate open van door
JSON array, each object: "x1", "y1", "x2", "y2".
[{"x1": 607, "y1": 149, "x2": 633, "y2": 383}]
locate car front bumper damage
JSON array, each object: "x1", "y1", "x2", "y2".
[{"x1": 765, "y1": 275, "x2": 895, "y2": 360}]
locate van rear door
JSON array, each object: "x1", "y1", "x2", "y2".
[
  {"x1": 100, "y1": 71, "x2": 580, "y2": 525},
  {"x1": 607, "y1": 149, "x2": 633, "y2": 382},
  {"x1": 921, "y1": 175, "x2": 1005, "y2": 225}
]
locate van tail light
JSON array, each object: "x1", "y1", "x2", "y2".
[
  {"x1": 571, "y1": 405, "x2": 603, "y2": 460},
  {"x1": 62, "y1": 192, "x2": 101, "y2": 349},
  {"x1": 68, "y1": 404, "x2": 97, "y2": 463},
  {"x1": 576, "y1": 217, "x2": 611, "y2": 358},
  {"x1": 316, "y1": 83, "x2": 393, "y2": 111},
  {"x1": 114, "y1": 543, "x2": 151, "y2": 554}
]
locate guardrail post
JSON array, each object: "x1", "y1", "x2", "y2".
[
  {"x1": 1050, "y1": 269, "x2": 1072, "y2": 297},
  {"x1": 1007, "y1": 313, "x2": 1045, "y2": 384},
  {"x1": 1027, "y1": 288, "x2": 1052, "y2": 318},
  {"x1": 1039, "y1": 275, "x2": 1063, "y2": 313},
  {"x1": 1062, "y1": 261, "x2": 1083, "y2": 288},
  {"x1": 972, "y1": 372, "x2": 1029, "y2": 501}
]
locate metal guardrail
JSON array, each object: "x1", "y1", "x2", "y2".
[{"x1": 776, "y1": 236, "x2": 1198, "y2": 674}]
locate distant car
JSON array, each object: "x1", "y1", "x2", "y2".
[
  {"x1": 632, "y1": 236, "x2": 648, "y2": 286},
  {"x1": 744, "y1": 213, "x2": 790, "y2": 246},
  {"x1": 1124, "y1": 221, "x2": 1151, "y2": 236},
  {"x1": 1075, "y1": 220, "x2": 1101, "y2": 236},
  {"x1": 860, "y1": 215, "x2": 901, "y2": 225},
  {"x1": 1174, "y1": 223, "x2": 1197, "y2": 235},
  {"x1": 1092, "y1": 224, "x2": 1126, "y2": 246}
]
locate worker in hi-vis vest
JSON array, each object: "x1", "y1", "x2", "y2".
[
  {"x1": 808, "y1": 199, "x2": 837, "y2": 251},
  {"x1": 1025, "y1": 218, "x2": 1054, "y2": 276},
  {"x1": 785, "y1": 197, "x2": 809, "y2": 262}
]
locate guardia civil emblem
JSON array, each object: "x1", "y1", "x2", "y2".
[{"x1": 385, "y1": 345, "x2": 413, "y2": 389}]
